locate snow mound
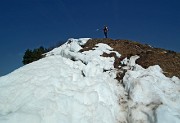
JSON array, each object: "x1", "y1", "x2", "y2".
[
  {"x1": 0, "y1": 38, "x2": 124, "y2": 123},
  {"x1": 123, "y1": 64, "x2": 180, "y2": 123},
  {"x1": 0, "y1": 38, "x2": 180, "y2": 123}
]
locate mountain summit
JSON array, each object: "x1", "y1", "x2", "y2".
[
  {"x1": 81, "y1": 38, "x2": 180, "y2": 78},
  {"x1": 0, "y1": 38, "x2": 180, "y2": 123}
]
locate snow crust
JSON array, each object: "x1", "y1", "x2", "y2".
[
  {"x1": 0, "y1": 38, "x2": 123, "y2": 123},
  {"x1": 123, "y1": 64, "x2": 180, "y2": 123},
  {"x1": 0, "y1": 38, "x2": 180, "y2": 123}
]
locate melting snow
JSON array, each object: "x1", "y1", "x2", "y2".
[{"x1": 0, "y1": 38, "x2": 180, "y2": 123}]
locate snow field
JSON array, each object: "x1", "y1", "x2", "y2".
[
  {"x1": 0, "y1": 38, "x2": 125, "y2": 123},
  {"x1": 0, "y1": 38, "x2": 180, "y2": 123},
  {"x1": 123, "y1": 64, "x2": 180, "y2": 123}
]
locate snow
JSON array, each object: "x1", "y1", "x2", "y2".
[
  {"x1": 0, "y1": 38, "x2": 180, "y2": 123},
  {"x1": 123, "y1": 64, "x2": 180, "y2": 123}
]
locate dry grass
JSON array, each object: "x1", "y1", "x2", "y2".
[{"x1": 80, "y1": 38, "x2": 180, "y2": 78}]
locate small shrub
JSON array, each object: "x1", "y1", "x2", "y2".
[{"x1": 22, "y1": 46, "x2": 48, "y2": 65}]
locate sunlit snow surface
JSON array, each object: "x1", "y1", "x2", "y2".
[{"x1": 0, "y1": 38, "x2": 180, "y2": 123}]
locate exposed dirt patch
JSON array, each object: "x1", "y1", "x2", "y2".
[{"x1": 80, "y1": 38, "x2": 180, "y2": 78}]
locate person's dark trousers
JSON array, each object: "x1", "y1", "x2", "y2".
[{"x1": 104, "y1": 32, "x2": 107, "y2": 38}]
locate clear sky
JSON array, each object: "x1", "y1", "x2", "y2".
[{"x1": 0, "y1": 0, "x2": 180, "y2": 76}]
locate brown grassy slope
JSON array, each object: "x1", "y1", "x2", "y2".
[{"x1": 80, "y1": 38, "x2": 180, "y2": 78}]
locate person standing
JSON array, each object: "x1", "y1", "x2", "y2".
[{"x1": 103, "y1": 26, "x2": 108, "y2": 38}]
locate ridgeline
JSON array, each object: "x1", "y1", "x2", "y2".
[{"x1": 80, "y1": 38, "x2": 180, "y2": 78}]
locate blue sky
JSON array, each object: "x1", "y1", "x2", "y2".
[{"x1": 0, "y1": 0, "x2": 180, "y2": 76}]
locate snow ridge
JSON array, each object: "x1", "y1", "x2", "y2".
[
  {"x1": 0, "y1": 38, "x2": 180, "y2": 123},
  {"x1": 0, "y1": 38, "x2": 124, "y2": 123}
]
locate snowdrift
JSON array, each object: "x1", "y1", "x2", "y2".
[{"x1": 0, "y1": 38, "x2": 180, "y2": 123}]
